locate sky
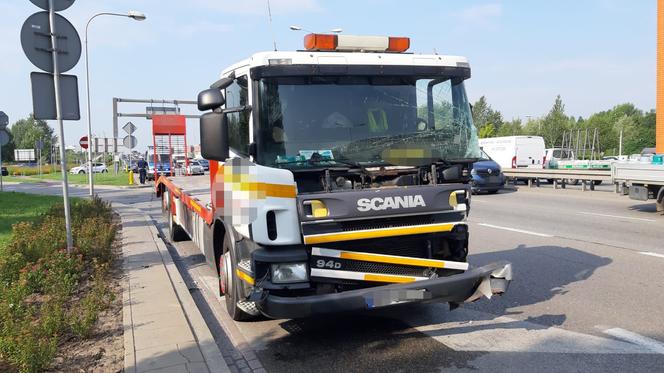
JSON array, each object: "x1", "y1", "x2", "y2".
[{"x1": 0, "y1": 0, "x2": 656, "y2": 152}]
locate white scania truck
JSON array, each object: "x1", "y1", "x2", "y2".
[{"x1": 156, "y1": 33, "x2": 512, "y2": 320}]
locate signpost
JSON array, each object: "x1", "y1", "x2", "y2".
[
  {"x1": 0, "y1": 125, "x2": 9, "y2": 192},
  {"x1": 93, "y1": 137, "x2": 118, "y2": 153},
  {"x1": 21, "y1": 0, "x2": 82, "y2": 252},
  {"x1": 35, "y1": 138, "x2": 44, "y2": 177}
]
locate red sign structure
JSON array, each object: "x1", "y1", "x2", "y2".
[
  {"x1": 151, "y1": 115, "x2": 188, "y2": 180},
  {"x1": 79, "y1": 135, "x2": 88, "y2": 149}
]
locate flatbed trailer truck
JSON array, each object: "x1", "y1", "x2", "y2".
[
  {"x1": 156, "y1": 33, "x2": 512, "y2": 320},
  {"x1": 613, "y1": 161, "x2": 664, "y2": 212}
]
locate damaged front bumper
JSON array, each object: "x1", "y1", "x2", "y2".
[{"x1": 256, "y1": 261, "x2": 512, "y2": 319}]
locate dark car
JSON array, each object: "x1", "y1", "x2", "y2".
[
  {"x1": 1, "y1": 166, "x2": 7, "y2": 176},
  {"x1": 471, "y1": 149, "x2": 505, "y2": 194}
]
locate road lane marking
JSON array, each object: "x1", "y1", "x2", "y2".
[
  {"x1": 477, "y1": 223, "x2": 553, "y2": 238},
  {"x1": 403, "y1": 307, "x2": 652, "y2": 354},
  {"x1": 577, "y1": 211, "x2": 656, "y2": 222},
  {"x1": 599, "y1": 327, "x2": 664, "y2": 354},
  {"x1": 639, "y1": 251, "x2": 664, "y2": 259}
]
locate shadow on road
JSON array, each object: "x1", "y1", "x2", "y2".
[
  {"x1": 466, "y1": 244, "x2": 612, "y2": 322},
  {"x1": 628, "y1": 203, "x2": 659, "y2": 214},
  {"x1": 247, "y1": 244, "x2": 613, "y2": 372}
]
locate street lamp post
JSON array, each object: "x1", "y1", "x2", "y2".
[{"x1": 85, "y1": 10, "x2": 146, "y2": 196}]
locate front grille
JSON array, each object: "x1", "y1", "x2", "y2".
[
  {"x1": 337, "y1": 244, "x2": 428, "y2": 258},
  {"x1": 336, "y1": 258, "x2": 432, "y2": 277},
  {"x1": 337, "y1": 215, "x2": 435, "y2": 232}
]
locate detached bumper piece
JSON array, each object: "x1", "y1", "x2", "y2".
[{"x1": 256, "y1": 261, "x2": 512, "y2": 319}]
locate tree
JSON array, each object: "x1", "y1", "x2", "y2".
[
  {"x1": 540, "y1": 95, "x2": 571, "y2": 147},
  {"x1": 622, "y1": 109, "x2": 655, "y2": 155},
  {"x1": 478, "y1": 123, "x2": 496, "y2": 138},
  {"x1": 497, "y1": 118, "x2": 523, "y2": 136},
  {"x1": 9, "y1": 115, "x2": 53, "y2": 162},
  {"x1": 471, "y1": 96, "x2": 503, "y2": 132}
]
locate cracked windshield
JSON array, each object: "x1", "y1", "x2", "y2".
[{"x1": 257, "y1": 76, "x2": 480, "y2": 167}]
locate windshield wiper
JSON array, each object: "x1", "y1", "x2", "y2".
[
  {"x1": 434, "y1": 157, "x2": 479, "y2": 164},
  {"x1": 275, "y1": 158, "x2": 361, "y2": 169}
]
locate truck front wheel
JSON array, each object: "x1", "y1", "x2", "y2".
[{"x1": 220, "y1": 234, "x2": 252, "y2": 321}]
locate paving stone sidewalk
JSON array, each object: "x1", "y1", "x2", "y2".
[{"x1": 117, "y1": 203, "x2": 229, "y2": 373}]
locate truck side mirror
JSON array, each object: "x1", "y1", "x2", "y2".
[
  {"x1": 197, "y1": 88, "x2": 225, "y2": 111},
  {"x1": 200, "y1": 112, "x2": 229, "y2": 161}
]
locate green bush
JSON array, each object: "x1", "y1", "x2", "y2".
[
  {"x1": 0, "y1": 252, "x2": 27, "y2": 287},
  {"x1": 7, "y1": 218, "x2": 66, "y2": 263},
  {"x1": 70, "y1": 261, "x2": 112, "y2": 339},
  {"x1": 76, "y1": 217, "x2": 117, "y2": 263},
  {"x1": 0, "y1": 195, "x2": 117, "y2": 372},
  {"x1": 7, "y1": 166, "x2": 55, "y2": 177}
]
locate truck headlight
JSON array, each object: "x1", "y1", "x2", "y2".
[{"x1": 271, "y1": 263, "x2": 308, "y2": 284}]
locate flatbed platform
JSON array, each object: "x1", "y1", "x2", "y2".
[{"x1": 161, "y1": 175, "x2": 212, "y2": 209}]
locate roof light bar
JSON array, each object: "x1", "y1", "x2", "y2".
[{"x1": 304, "y1": 33, "x2": 410, "y2": 53}]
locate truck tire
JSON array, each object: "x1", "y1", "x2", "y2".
[
  {"x1": 565, "y1": 179, "x2": 579, "y2": 185},
  {"x1": 168, "y1": 208, "x2": 188, "y2": 242},
  {"x1": 657, "y1": 187, "x2": 664, "y2": 213},
  {"x1": 220, "y1": 233, "x2": 252, "y2": 321},
  {"x1": 593, "y1": 180, "x2": 602, "y2": 186}
]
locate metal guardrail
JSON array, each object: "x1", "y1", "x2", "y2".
[{"x1": 502, "y1": 168, "x2": 612, "y2": 191}]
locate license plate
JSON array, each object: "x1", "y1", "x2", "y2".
[{"x1": 365, "y1": 289, "x2": 431, "y2": 309}]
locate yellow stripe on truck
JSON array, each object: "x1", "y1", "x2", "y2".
[
  {"x1": 363, "y1": 273, "x2": 418, "y2": 283},
  {"x1": 236, "y1": 269, "x2": 255, "y2": 285},
  {"x1": 260, "y1": 183, "x2": 297, "y2": 198},
  {"x1": 303, "y1": 223, "x2": 457, "y2": 244}
]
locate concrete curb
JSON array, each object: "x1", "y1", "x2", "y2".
[
  {"x1": 119, "y1": 204, "x2": 229, "y2": 373},
  {"x1": 145, "y1": 218, "x2": 230, "y2": 373}
]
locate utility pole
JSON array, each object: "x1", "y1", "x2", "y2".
[{"x1": 619, "y1": 129, "x2": 623, "y2": 157}]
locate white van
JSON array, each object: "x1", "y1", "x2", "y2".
[{"x1": 479, "y1": 136, "x2": 545, "y2": 169}]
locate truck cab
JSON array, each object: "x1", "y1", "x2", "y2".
[{"x1": 161, "y1": 34, "x2": 511, "y2": 320}]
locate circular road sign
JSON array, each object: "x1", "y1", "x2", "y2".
[
  {"x1": 29, "y1": 0, "x2": 76, "y2": 12},
  {"x1": 79, "y1": 135, "x2": 88, "y2": 149},
  {"x1": 0, "y1": 111, "x2": 8, "y2": 128},
  {"x1": 21, "y1": 11, "x2": 81, "y2": 73},
  {"x1": 123, "y1": 135, "x2": 137, "y2": 149},
  {"x1": 0, "y1": 130, "x2": 9, "y2": 146}
]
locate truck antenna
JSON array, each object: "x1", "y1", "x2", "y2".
[{"x1": 266, "y1": 0, "x2": 277, "y2": 51}]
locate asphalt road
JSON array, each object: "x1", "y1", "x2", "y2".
[{"x1": 5, "y1": 180, "x2": 664, "y2": 372}]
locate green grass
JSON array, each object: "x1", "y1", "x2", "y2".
[
  {"x1": 0, "y1": 175, "x2": 47, "y2": 183},
  {"x1": 0, "y1": 192, "x2": 68, "y2": 249},
  {"x1": 20, "y1": 171, "x2": 133, "y2": 186}
]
